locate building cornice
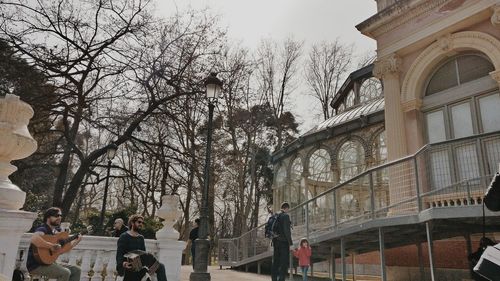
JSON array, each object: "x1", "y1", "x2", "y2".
[{"x1": 357, "y1": 0, "x2": 447, "y2": 38}]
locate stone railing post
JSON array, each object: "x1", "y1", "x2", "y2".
[
  {"x1": 156, "y1": 195, "x2": 185, "y2": 281},
  {"x1": 0, "y1": 94, "x2": 37, "y2": 280}
]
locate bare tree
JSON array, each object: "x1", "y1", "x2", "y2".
[
  {"x1": 304, "y1": 40, "x2": 353, "y2": 120},
  {"x1": 255, "y1": 38, "x2": 302, "y2": 150},
  {"x1": 356, "y1": 50, "x2": 377, "y2": 69},
  {"x1": 0, "y1": 0, "x2": 225, "y2": 216}
]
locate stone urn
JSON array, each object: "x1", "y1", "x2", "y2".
[
  {"x1": 156, "y1": 195, "x2": 182, "y2": 240},
  {"x1": 155, "y1": 195, "x2": 185, "y2": 281},
  {"x1": 0, "y1": 94, "x2": 37, "y2": 280},
  {"x1": 0, "y1": 94, "x2": 37, "y2": 210}
]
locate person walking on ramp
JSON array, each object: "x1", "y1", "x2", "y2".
[
  {"x1": 293, "y1": 238, "x2": 312, "y2": 281},
  {"x1": 271, "y1": 202, "x2": 293, "y2": 281}
]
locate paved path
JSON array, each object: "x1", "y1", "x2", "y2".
[
  {"x1": 180, "y1": 266, "x2": 271, "y2": 281},
  {"x1": 179, "y1": 266, "x2": 338, "y2": 281}
]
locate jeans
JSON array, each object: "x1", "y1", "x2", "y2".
[
  {"x1": 30, "y1": 263, "x2": 81, "y2": 281},
  {"x1": 271, "y1": 240, "x2": 289, "y2": 281},
  {"x1": 301, "y1": 266, "x2": 309, "y2": 281}
]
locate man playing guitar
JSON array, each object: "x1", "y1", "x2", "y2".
[
  {"x1": 116, "y1": 214, "x2": 167, "y2": 281},
  {"x1": 26, "y1": 207, "x2": 82, "y2": 281}
]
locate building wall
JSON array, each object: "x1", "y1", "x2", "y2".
[
  {"x1": 365, "y1": 1, "x2": 500, "y2": 158},
  {"x1": 328, "y1": 235, "x2": 499, "y2": 279},
  {"x1": 350, "y1": 1, "x2": 500, "y2": 279}
]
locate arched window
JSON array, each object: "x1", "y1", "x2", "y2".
[
  {"x1": 423, "y1": 53, "x2": 500, "y2": 189},
  {"x1": 308, "y1": 149, "x2": 333, "y2": 182},
  {"x1": 290, "y1": 157, "x2": 303, "y2": 206},
  {"x1": 274, "y1": 165, "x2": 287, "y2": 210},
  {"x1": 345, "y1": 90, "x2": 355, "y2": 108},
  {"x1": 307, "y1": 148, "x2": 333, "y2": 201},
  {"x1": 371, "y1": 130, "x2": 389, "y2": 209},
  {"x1": 338, "y1": 141, "x2": 365, "y2": 182},
  {"x1": 424, "y1": 54, "x2": 499, "y2": 143},
  {"x1": 360, "y1": 78, "x2": 383, "y2": 102},
  {"x1": 426, "y1": 54, "x2": 494, "y2": 96},
  {"x1": 372, "y1": 131, "x2": 387, "y2": 166}
]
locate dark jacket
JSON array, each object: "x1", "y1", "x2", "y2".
[
  {"x1": 189, "y1": 227, "x2": 199, "y2": 241},
  {"x1": 113, "y1": 226, "x2": 129, "y2": 237},
  {"x1": 116, "y1": 232, "x2": 146, "y2": 276},
  {"x1": 275, "y1": 211, "x2": 292, "y2": 246}
]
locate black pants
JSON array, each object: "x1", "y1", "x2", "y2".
[
  {"x1": 191, "y1": 242, "x2": 196, "y2": 268},
  {"x1": 272, "y1": 240, "x2": 289, "y2": 281}
]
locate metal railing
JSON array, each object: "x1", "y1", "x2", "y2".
[{"x1": 218, "y1": 131, "x2": 500, "y2": 266}]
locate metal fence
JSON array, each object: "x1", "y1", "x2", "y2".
[{"x1": 218, "y1": 131, "x2": 500, "y2": 266}]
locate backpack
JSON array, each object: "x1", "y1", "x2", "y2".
[
  {"x1": 265, "y1": 213, "x2": 281, "y2": 239},
  {"x1": 12, "y1": 269, "x2": 24, "y2": 281}
]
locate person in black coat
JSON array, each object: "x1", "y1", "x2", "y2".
[
  {"x1": 116, "y1": 215, "x2": 167, "y2": 281},
  {"x1": 189, "y1": 218, "x2": 200, "y2": 268},
  {"x1": 271, "y1": 202, "x2": 293, "y2": 281}
]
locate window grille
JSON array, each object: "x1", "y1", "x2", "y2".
[
  {"x1": 426, "y1": 54, "x2": 493, "y2": 96},
  {"x1": 360, "y1": 78, "x2": 382, "y2": 102}
]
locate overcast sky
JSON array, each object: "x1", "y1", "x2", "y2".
[{"x1": 155, "y1": 0, "x2": 378, "y2": 131}]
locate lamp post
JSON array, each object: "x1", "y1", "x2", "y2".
[
  {"x1": 190, "y1": 73, "x2": 222, "y2": 281},
  {"x1": 99, "y1": 142, "x2": 118, "y2": 235}
]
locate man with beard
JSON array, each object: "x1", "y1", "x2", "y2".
[
  {"x1": 26, "y1": 207, "x2": 82, "y2": 281},
  {"x1": 116, "y1": 214, "x2": 167, "y2": 281}
]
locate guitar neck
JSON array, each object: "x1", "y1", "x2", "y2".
[{"x1": 61, "y1": 234, "x2": 80, "y2": 246}]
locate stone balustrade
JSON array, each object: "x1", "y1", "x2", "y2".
[
  {"x1": 15, "y1": 234, "x2": 164, "y2": 281},
  {"x1": 12, "y1": 195, "x2": 185, "y2": 281},
  {"x1": 0, "y1": 95, "x2": 185, "y2": 281}
]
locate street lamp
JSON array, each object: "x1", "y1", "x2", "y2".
[
  {"x1": 190, "y1": 73, "x2": 222, "y2": 281},
  {"x1": 99, "y1": 142, "x2": 118, "y2": 235}
]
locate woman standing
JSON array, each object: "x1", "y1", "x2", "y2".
[{"x1": 293, "y1": 238, "x2": 312, "y2": 281}]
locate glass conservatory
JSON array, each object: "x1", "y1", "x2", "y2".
[{"x1": 271, "y1": 65, "x2": 387, "y2": 224}]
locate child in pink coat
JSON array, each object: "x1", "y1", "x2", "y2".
[{"x1": 293, "y1": 238, "x2": 312, "y2": 281}]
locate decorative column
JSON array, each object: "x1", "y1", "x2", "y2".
[
  {"x1": 156, "y1": 195, "x2": 186, "y2": 281},
  {"x1": 373, "y1": 55, "x2": 412, "y2": 214},
  {"x1": 373, "y1": 54, "x2": 407, "y2": 161},
  {"x1": 0, "y1": 94, "x2": 38, "y2": 279}
]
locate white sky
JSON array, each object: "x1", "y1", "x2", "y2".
[{"x1": 155, "y1": 0, "x2": 378, "y2": 132}]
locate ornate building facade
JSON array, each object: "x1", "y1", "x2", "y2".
[
  {"x1": 272, "y1": 65, "x2": 387, "y2": 217},
  {"x1": 272, "y1": 0, "x2": 500, "y2": 280},
  {"x1": 218, "y1": 1, "x2": 500, "y2": 280}
]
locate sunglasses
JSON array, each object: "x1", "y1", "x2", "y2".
[
  {"x1": 53, "y1": 214, "x2": 63, "y2": 218},
  {"x1": 136, "y1": 221, "x2": 144, "y2": 224}
]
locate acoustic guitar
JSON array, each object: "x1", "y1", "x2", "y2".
[{"x1": 32, "y1": 232, "x2": 81, "y2": 265}]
